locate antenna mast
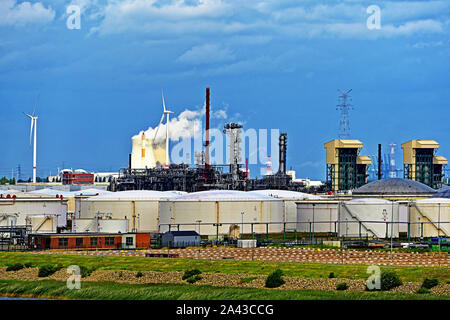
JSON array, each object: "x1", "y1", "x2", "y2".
[{"x1": 336, "y1": 89, "x2": 353, "y2": 139}]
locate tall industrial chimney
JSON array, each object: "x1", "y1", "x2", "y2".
[
  {"x1": 278, "y1": 133, "x2": 287, "y2": 175},
  {"x1": 378, "y1": 144, "x2": 382, "y2": 180},
  {"x1": 205, "y1": 88, "x2": 210, "y2": 169}
]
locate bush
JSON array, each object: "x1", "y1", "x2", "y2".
[
  {"x1": 38, "y1": 264, "x2": 62, "y2": 277},
  {"x1": 6, "y1": 263, "x2": 24, "y2": 272},
  {"x1": 328, "y1": 272, "x2": 336, "y2": 279},
  {"x1": 186, "y1": 275, "x2": 202, "y2": 284},
  {"x1": 24, "y1": 263, "x2": 34, "y2": 268},
  {"x1": 380, "y1": 271, "x2": 402, "y2": 291},
  {"x1": 136, "y1": 272, "x2": 143, "y2": 278},
  {"x1": 336, "y1": 282, "x2": 348, "y2": 291},
  {"x1": 416, "y1": 287, "x2": 430, "y2": 294},
  {"x1": 265, "y1": 269, "x2": 285, "y2": 288},
  {"x1": 79, "y1": 266, "x2": 96, "y2": 278},
  {"x1": 182, "y1": 269, "x2": 202, "y2": 280},
  {"x1": 421, "y1": 278, "x2": 438, "y2": 289}
]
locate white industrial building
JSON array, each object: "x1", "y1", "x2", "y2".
[
  {"x1": 159, "y1": 190, "x2": 284, "y2": 236},
  {"x1": 249, "y1": 189, "x2": 323, "y2": 231},
  {"x1": 77, "y1": 190, "x2": 179, "y2": 233},
  {"x1": 0, "y1": 192, "x2": 67, "y2": 233}
]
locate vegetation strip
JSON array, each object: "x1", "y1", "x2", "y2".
[
  {"x1": 1, "y1": 253, "x2": 449, "y2": 283},
  {"x1": 0, "y1": 280, "x2": 448, "y2": 300}
]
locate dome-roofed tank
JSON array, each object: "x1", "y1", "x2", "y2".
[{"x1": 353, "y1": 178, "x2": 435, "y2": 195}]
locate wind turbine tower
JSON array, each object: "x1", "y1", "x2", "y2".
[
  {"x1": 23, "y1": 108, "x2": 38, "y2": 183},
  {"x1": 153, "y1": 91, "x2": 174, "y2": 168},
  {"x1": 336, "y1": 89, "x2": 353, "y2": 139}
]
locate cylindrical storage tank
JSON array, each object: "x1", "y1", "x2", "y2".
[
  {"x1": 0, "y1": 215, "x2": 17, "y2": 227},
  {"x1": 249, "y1": 190, "x2": 323, "y2": 231},
  {"x1": 409, "y1": 198, "x2": 450, "y2": 238},
  {"x1": 72, "y1": 218, "x2": 97, "y2": 233},
  {"x1": 340, "y1": 199, "x2": 399, "y2": 239},
  {"x1": 159, "y1": 190, "x2": 283, "y2": 236},
  {"x1": 0, "y1": 193, "x2": 68, "y2": 228},
  {"x1": 97, "y1": 219, "x2": 129, "y2": 234},
  {"x1": 29, "y1": 215, "x2": 57, "y2": 233},
  {"x1": 296, "y1": 200, "x2": 339, "y2": 233},
  {"x1": 81, "y1": 190, "x2": 177, "y2": 233}
]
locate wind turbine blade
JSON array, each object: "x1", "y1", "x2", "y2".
[
  {"x1": 23, "y1": 112, "x2": 32, "y2": 119},
  {"x1": 162, "y1": 90, "x2": 166, "y2": 112},
  {"x1": 153, "y1": 113, "x2": 165, "y2": 141},
  {"x1": 33, "y1": 94, "x2": 40, "y2": 117}
]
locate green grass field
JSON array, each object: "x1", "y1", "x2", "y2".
[
  {"x1": 0, "y1": 280, "x2": 447, "y2": 300},
  {"x1": 1, "y1": 252, "x2": 449, "y2": 283}
]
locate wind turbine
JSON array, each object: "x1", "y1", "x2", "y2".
[
  {"x1": 23, "y1": 106, "x2": 38, "y2": 183},
  {"x1": 153, "y1": 90, "x2": 174, "y2": 168}
]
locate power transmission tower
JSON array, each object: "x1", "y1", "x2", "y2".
[{"x1": 336, "y1": 89, "x2": 353, "y2": 139}]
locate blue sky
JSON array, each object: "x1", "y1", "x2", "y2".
[{"x1": 0, "y1": 0, "x2": 449, "y2": 181}]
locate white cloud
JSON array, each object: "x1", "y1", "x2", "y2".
[
  {"x1": 88, "y1": 0, "x2": 449, "y2": 39},
  {"x1": 0, "y1": 0, "x2": 55, "y2": 26},
  {"x1": 177, "y1": 44, "x2": 236, "y2": 64}
]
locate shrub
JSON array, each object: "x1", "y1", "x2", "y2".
[
  {"x1": 79, "y1": 266, "x2": 96, "y2": 278},
  {"x1": 24, "y1": 263, "x2": 34, "y2": 268},
  {"x1": 416, "y1": 287, "x2": 430, "y2": 294},
  {"x1": 182, "y1": 269, "x2": 203, "y2": 284},
  {"x1": 421, "y1": 278, "x2": 438, "y2": 290},
  {"x1": 186, "y1": 275, "x2": 202, "y2": 284},
  {"x1": 336, "y1": 282, "x2": 348, "y2": 291},
  {"x1": 136, "y1": 271, "x2": 143, "y2": 278},
  {"x1": 328, "y1": 272, "x2": 336, "y2": 279},
  {"x1": 265, "y1": 269, "x2": 285, "y2": 288},
  {"x1": 38, "y1": 265, "x2": 62, "y2": 277},
  {"x1": 6, "y1": 263, "x2": 24, "y2": 272},
  {"x1": 118, "y1": 271, "x2": 123, "y2": 278},
  {"x1": 182, "y1": 269, "x2": 202, "y2": 280},
  {"x1": 380, "y1": 271, "x2": 402, "y2": 291}
]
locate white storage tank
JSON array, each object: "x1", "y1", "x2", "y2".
[
  {"x1": 80, "y1": 190, "x2": 178, "y2": 232},
  {"x1": 0, "y1": 193, "x2": 67, "y2": 229},
  {"x1": 28, "y1": 215, "x2": 57, "y2": 233},
  {"x1": 409, "y1": 198, "x2": 450, "y2": 237},
  {"x1": 340, "y1": 198, "x2": 399, "y2": 239},
  {"x1": 296, "y1": 200, "x2": 340, "y2": 233},
  {"x1": 159, "y1": 190, "x2": 284, "y2": 236},
  {"x1": 249, "y1": 190, "x2": 323, "y2": 231}
]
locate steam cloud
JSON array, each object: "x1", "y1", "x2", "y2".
[{"x1": 133, "y1": 107, "x2": 228, "y2": 146}]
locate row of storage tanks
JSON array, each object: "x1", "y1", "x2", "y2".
[
  {"x1": 1, "y1": 187, "x2": 449, "y2": 239},
  {"x1": 75, "y1": 189, "x2": 449, "y2": 239}
]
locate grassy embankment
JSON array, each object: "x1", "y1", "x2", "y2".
[
  {"x1": 0, "y1": 280, "x2": 448, "y2": 300},
  {"x1": 1, "y1": 252, "x2": 449, "y2": 283}
]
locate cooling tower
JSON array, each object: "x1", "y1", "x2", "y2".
[{"x1": 131, "y1": 132, "x2": 166, "y2": 169}]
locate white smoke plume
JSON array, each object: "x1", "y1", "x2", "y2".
[{"x1": 133, "y1": 106, "x2": 228, "y2": 145}]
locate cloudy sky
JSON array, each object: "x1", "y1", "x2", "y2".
[{"x1": 0, "y1": 0, "x2": 449, "y2": 180}]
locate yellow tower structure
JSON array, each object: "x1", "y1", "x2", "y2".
[
  {"x1": 401, "y1": 140, "x2": 447, "y2": 189},
  {"x1": 324, "y1": 139, "x2": 372, "y2": 191}
]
